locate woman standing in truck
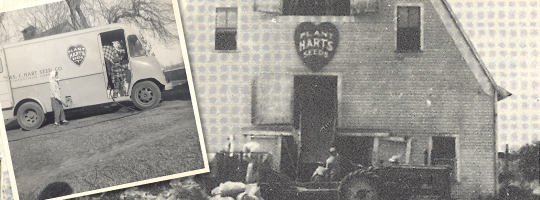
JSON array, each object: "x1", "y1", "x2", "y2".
[{"x1": 49, "y1": 70, "x2": 69, "y2": 127}]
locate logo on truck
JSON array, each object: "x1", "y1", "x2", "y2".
[{"x1": 67, "y1": 44, "x2": 86, "y2": 66}]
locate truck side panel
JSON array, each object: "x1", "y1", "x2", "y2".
[
  {"x1": 11, "y1": 73, "x2": 109, "y2": 115},
  {"x1": 5, "y1": 31, "x2": 104, "y2": 89},
  {"x1": 4, "y1": 30, "x2": 113, "y2": 117}
]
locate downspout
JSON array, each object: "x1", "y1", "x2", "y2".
[{"x1": 493, "y1": 85, "x2": 499, "y2": 197}]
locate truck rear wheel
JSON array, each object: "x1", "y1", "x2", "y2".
[
  {"x1": 17, "y1": 102, "x2": 45, "y2": 130},
  {"x1": 339, "y1": 169, "x2": 379, "y2": 200},
  {"x1": 131, "y1": 81, "x2": 161, "y2": 110}
]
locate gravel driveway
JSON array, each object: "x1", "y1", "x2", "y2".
[{"x1": 5, "y1": 83, "x2": 205, "y2": 200}]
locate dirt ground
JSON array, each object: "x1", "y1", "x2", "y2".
[{"x1": 4, "y1": 83, "x2": 206, "y2": 200}]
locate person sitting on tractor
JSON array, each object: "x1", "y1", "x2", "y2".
[
  {"x1": 310, "y1": 162, "x2": 328, "y2": 182},
  {"x1": 326, "y1": 147, "x2": 346, "y2": 181}
]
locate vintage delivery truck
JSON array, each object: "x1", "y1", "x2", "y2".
[{"x1": 0, "y1": 24, "x2": 173, "y2": 130}]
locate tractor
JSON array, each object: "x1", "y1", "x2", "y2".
[{"x1": 208, "y1": 143, "x2": 452, "y2": 200}]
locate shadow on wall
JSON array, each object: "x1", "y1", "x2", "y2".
[{"x1": 37, "y1": 182, "x2": 73, "y2": 200}]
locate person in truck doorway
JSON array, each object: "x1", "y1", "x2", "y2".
[
  {"x1": 103, "y1": 40, "x2": 129, "y2": 98},
  {"x1": 49, "y1": 70, "x2": 69, "y2": 127}
]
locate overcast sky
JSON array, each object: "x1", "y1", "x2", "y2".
[{"x1": 447, "y1": 0, "x2": 539, "y2": 151}]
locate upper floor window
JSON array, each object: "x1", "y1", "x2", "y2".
[
  {"x1": 283, "y1": 0, "x2": 350, "y2": 16},
  {"x1": 254, "y1": 0, "x2": 379, "y2": 17},
  {"x1": 215, "y1": 7, "x2": 238, "y2": 51},
  {"x1": 396, "y1": 6, "x2": 421, "y2": 52}
]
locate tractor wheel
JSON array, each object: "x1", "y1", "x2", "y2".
[{"x1": 338, "y1": 168, "x2": 379, "y2": 200}]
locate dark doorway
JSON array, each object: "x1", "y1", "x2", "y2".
[
  {"x1": 431, "y1": 137, "x2": 456, "y2": 166},
  {"x1": 280, "y1": 135, "x2": 299, "y2": 179},
  {"x1": 294, "y1": 75, "x2": 338, "y2": 167},
  {"x1": 99, "y1": 29, "x2": 129, "y2": 98},
  {"x1": 334, "y1": 136, "x2": 373, "y2": 167}
]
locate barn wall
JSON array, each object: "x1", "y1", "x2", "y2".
[{"x1": 181, "y1": 0, "x2": 497, "y2": 198}]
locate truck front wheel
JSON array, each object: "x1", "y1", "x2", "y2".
[
  {"x1": 131, "y1": 81, "x2": 161, "y2": 110},
  {"x1": 17, "y1": 102, "x2": 45, "y2": 130}
]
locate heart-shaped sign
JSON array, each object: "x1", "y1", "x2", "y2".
[
  {"x1": 294, "y1": 22, "x2": 339, "y2": 72},
  {"x1": 67, "y1": 44, "x2": 86, "y2": 66}
]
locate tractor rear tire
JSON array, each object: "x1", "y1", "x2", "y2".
[{"x1": 338, "y1": 168, "x2": 379, "y2": 200}]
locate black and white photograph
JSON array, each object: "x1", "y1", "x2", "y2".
[
  {"x1": 176, "y1": 0, "x2": 538, "y2": 199},
  {"x1": 0, "y1": 0, "x2": 207, "y2": 199},
  {"x1": 1, "y1": 0, "x2": 539, "y2": 200}
]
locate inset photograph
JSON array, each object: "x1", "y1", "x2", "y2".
[{"x1": 0, "y1": 0, "x2": 207, "y2": 199}]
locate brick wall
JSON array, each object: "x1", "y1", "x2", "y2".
[{"x1": 181, "y1": 0, "x2": 497, "y2": 198}]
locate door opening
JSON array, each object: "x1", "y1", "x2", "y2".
[
  {"x1": 99, "y1": 29, "x2": 130, "y2": 98},
  {"x1": 294, "y1": 75, "x2": 337, "y2": 181}
]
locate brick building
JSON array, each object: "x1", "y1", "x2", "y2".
[{"x1": 180, "y1": 0, "x2": 511, "y2": 198}]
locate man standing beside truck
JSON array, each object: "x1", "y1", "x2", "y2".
[{"x1": 49, "y1": 70, "x2": 69, "y2": 127}]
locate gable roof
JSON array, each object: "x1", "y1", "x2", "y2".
[{"x1": 431, "y1": 0, "x2": 511, "y2": 101}]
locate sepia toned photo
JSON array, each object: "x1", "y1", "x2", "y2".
[
  {"x1": 2, "y1": 0, "x2": 538, "y2": 200},
  {"x1": 0, "y1": 0, "x2": 207, "y2": 199},
  {"x1": 176, "y1": 0, "x2": 537, "y2": 199}
]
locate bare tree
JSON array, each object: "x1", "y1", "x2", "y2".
[
  {"x1": 65, "y1": 0, "x2": 91, "y2": 30},
  {"x1": 0, "y1": 12, "x2": 8, "y2": 43},
  {"x1": 13, "y1": 2, "x2": 70, "y2": 34},
  {"x1": 94, "y1": 0, "x2": 179, "y2": 46},
  {"x1": 2, "y1": 0, "x2": 178, "y2": 47}
]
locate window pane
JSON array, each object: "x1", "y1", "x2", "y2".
[
  {"x1": 283, "y1": 0, "x2": 349, "y2": 16},
  {"x1": 227, "y1": 9, "x2": 238, "y2": 28},
  {"x1": 397, "y1": 7, "x2": 409, "y2": 28},
  {"x1": 127, "y1": 35, "x2": 146, "y2": 57},
  {"x1": 432, "y1": 137, "x2": 456, "y2": 159},
  {"x1": 215, "y1": 30, "x2": 237, "y2": 50},
  {"x1": 408, "y1": 7, "x2": 421, "y2": 28},
  {"x1": 216, "y1": 9, "x2": 227, "y2": 28}
]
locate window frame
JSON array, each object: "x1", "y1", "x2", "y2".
[
  {"x1": 429, "y1": 135, "x2": 460, "y2": 182},
  {"x1": 282, "y1": 0, "x2": 351, "y2": 16},
  {"x1": 127, "y1": 34, "x2": 147, "y2": 58},
  {"x1": 215, "y1": 7, "x2": 238, "y2": 51},
  {"x1": 394, "y1": 4, "x2": 424, "y2": 53}
]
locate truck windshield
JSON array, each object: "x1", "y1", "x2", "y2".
[{"x1": 127, "y1": 35, "x2": 147, "y2": 57}]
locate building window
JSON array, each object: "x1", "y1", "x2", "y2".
[
  {"x1": 283, "y1": 0, "x2": 350, "y2": 16},
  {"x1": 215, "y1": 7, "x2": 238, "y2": 51},
  {"x1": 396, "y1": 6, "x2": 421, "y2": 52}
]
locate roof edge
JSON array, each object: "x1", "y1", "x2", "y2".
[{"x1": 436, "y1": 0, "x2": 511, "y2": 101}]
